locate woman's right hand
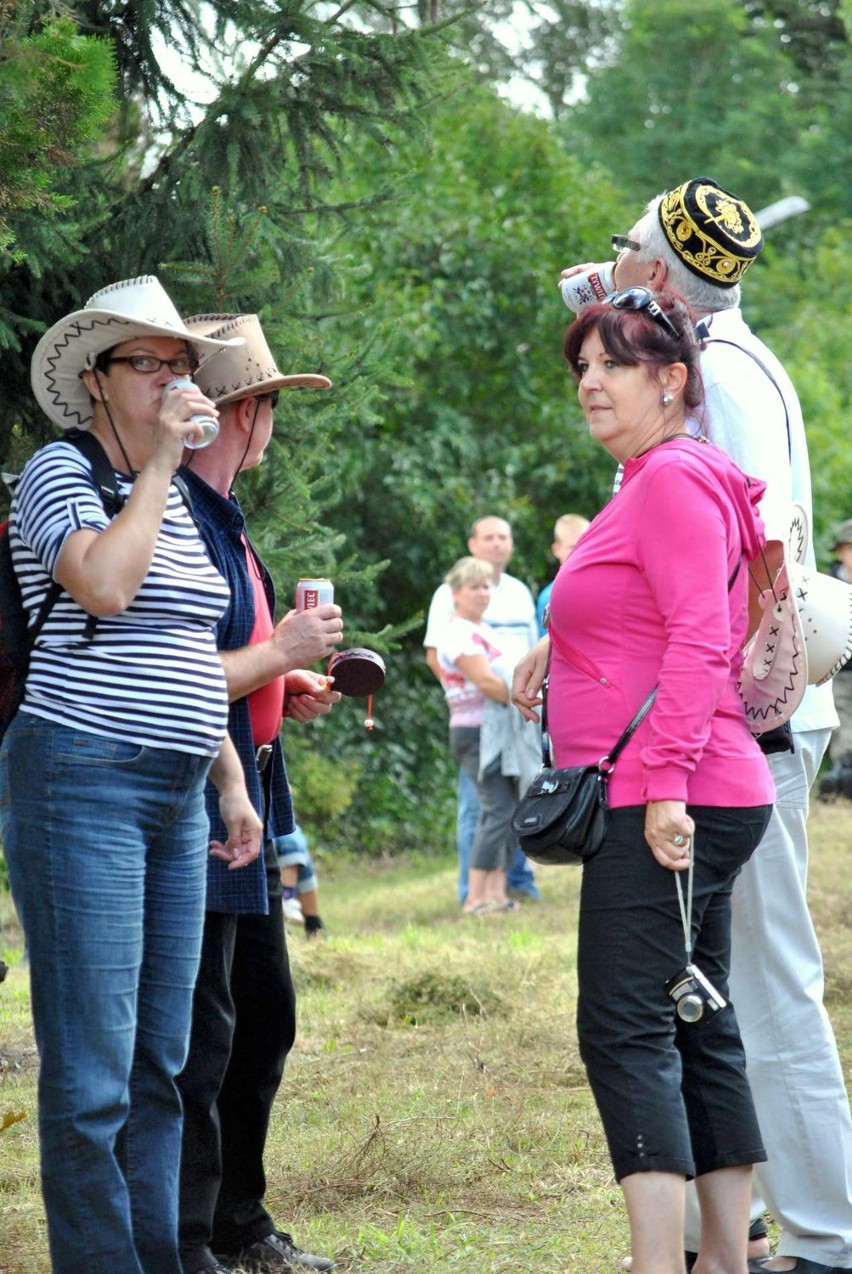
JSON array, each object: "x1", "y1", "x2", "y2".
[
  {"x1": 644, "y1": 800, "x2": 695, "y2": 871},
  {"x1": 511, "y1": 636, "x2": 550, "y2": 722},
  {"x1": 154, "y1": 381, "x2": 219, "y2": 467}
]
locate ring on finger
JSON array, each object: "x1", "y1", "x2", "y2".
[{"x1": 672, "y1": 833, "x2": 687, "y2": 847}]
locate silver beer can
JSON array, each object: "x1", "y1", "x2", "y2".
[{"x1": 295, "y1": 578, "x2": 334, "y2": 611}]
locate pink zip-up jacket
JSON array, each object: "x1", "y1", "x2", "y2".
[{"x1": 548, "y1": 438, "x2": 774, "y2": 809}]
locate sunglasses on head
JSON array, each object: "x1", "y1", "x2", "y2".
[{"x1": 602, "y1": 286, "x2": 680, "y2": 341}]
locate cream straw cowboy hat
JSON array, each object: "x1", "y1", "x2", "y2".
[
  {"x1": 739, "y1": 503, "x2": 852, "y2": 733},
  {"x1": 31, "y1": 276, "x2": 245, "y2": 431},
  {"x1": 185, "y1": 314, "x2": 331, "y2": 403}
]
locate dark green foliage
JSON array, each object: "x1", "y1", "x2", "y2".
[
  {"x1": 0, "y1": 1, "x2": 849, "y2": 872},
  {"x1": 285, "y1": 647, "x2": 458, "y2": 860},
  {"x1": 318, "y1": 84, "x2": 621, "y2": 631}
]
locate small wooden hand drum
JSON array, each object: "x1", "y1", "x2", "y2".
[{"x1": 327, "y1": 648, "x2": 386, "y2": 697}]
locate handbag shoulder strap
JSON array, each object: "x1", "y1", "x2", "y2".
[{"x1": 698, "y1": 324, "x2": 792, "y2": 462}]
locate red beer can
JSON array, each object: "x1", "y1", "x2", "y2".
[{"x1": 295, "y1": 578, "x2": 334, "y2": 611}]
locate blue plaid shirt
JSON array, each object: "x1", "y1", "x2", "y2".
[{"x1": 181, "y1": 468, "x2": 295, "y2": 915}]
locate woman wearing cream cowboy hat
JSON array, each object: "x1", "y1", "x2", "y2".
[{"x1": 0, "y1": 276, "x2": 263, "y2": 1274}]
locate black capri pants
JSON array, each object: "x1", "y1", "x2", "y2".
[{"x1": 576, "y1": 803, "x2": 772, "y2": 1182}]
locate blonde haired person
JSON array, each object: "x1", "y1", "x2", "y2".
[
  {"x1": 435, "y1": 556, "x2": 523, "y2": 914},
  {"x1": 536, "y1": 513, "x2": 590, "y2": 635}
]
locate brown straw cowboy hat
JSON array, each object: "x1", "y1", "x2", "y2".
[{"x1": 185, "y1": 314, "x2": 331, "y2": 404}]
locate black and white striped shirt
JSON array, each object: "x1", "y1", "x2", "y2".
[{"x1": 10, "y1": 439, "x2": 230, "y2": 755}]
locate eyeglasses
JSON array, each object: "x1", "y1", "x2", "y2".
[
  {"x1": 106, "y1": 354, "x2": 197, "y2": 375},
  {"x1": 603, "y1": 286, "x2": 680, "y2": 341},
  {"x1": 611, "y1": 234, "x2": 641, "y2": 253},
  {"x1": 256, "y1": 391, "x2": 280, "y2": 409}
]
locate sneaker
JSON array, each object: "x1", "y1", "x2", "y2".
[
  {"x1": 282, "y1": 896, "x2": 305, "y2": 925},
  {"x1": 225, "y1": 1231, "x2": 335, "y2": 1272}
]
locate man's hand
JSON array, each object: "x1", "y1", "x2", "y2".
[
  {"x1": 271, "y1": 604, "x2": 344, "y2": 671},
  {"x1": 210, "y1": 788, "x2": 264, "y2": 870},
  {"x1": 221, "y1": 604, "x2": 344, "y2": 701},
  {"x1": 283, "y1": 668, "x2": 342, "y2": 723},
  {"x1": 511, "y1": 637, "x2": 550, "y2": 723},
  {"x1": 558, "y1": 262, "x2": 596, "y2": 285}
]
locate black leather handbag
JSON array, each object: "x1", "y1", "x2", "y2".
[{"x1": 511, "y1": 676, "x2": 657, "y2": 866}]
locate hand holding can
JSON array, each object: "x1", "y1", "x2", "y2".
[
  {"x1": 559, "y1": 262, "x2": 616, "y2": 313},
  {"x1": 163, "y1": 378, "x2": 220, "y2": 449}
]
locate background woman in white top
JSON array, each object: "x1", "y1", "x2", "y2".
[{"x1": 436, "y1": 556, "x2": 517, "y2": 915}]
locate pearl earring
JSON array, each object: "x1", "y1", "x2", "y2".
[{"x1": 661, "y1": 393, "x2": 672, "y2": 405}]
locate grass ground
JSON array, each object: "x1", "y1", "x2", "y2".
[{"x1": 1, "y1": 801, "x2": 850, "y2": 1273}]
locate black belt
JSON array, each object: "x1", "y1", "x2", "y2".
[{"x1": 255, "y1": 744, "x2": 273, "y2": 773}]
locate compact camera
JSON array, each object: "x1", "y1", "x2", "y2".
[{"x1": 664, "y1": 963, "x2": 726, "y2": 1025}]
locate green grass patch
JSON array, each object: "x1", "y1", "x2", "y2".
[{"x1": 1, "y1": 802, "x2": 850, "y2": 1271}]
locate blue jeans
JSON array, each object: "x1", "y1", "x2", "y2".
[
  {"x1": 273, "y1": 823, "x2": 319, "y2": 893},
  {"x1": 0, "y1": 713, "x2": 212, "y2": 1274},
  {"x1": 456, "y1": 765, "x2": 538, "y2": 904}
]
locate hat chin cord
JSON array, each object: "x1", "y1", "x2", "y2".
[
  {"x1": 182, "y1": 397, "x2": 259, "y2": 492},
  {"x1": 92, "y1": 367, "x2": 136, "y2": 476},
  {"x1": 233, "y1": 398, "x2": 261, "y2": 488}
]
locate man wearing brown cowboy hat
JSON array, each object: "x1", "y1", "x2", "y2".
[
  {"x1": 556, "y1": 179, "x2": 850, "y2": 1274},
  {"x1": 174, "y1": 314, "x2": 342, "y2": 1274}
]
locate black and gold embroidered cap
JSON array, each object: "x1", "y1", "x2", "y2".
[{"x1": 658, "y1": 177, "x2": 763, "y2": 288}]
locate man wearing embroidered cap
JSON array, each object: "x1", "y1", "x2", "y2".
[
  {"x1": 175, "y1": 314, "x2": 341, "y2": 1274},
  {"x1": 557, "y1": 183, "x2": 850, "y2": 1274},
  {"x1": 2, "y1": 276, "x2": 264, "y2": 1274}
]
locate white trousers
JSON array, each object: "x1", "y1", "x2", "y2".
[{"x1": 684, "y1": 730, "x2": 852, "y2": 1268}]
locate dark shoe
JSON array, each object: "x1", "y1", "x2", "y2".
[
  {"x1": 225, "y1": 1231, "x2": 335, "y2": 1272},
  {"x1": 182, "y1": 1245, "x2": 232, "y2": 1274},
  {"x1": 748, "y1": 1260, "x2": 842, "y2": 1273}
]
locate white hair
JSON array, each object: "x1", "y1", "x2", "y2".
[{"x1": 636, "y1": 194, "x2": 741, "y2": 312}]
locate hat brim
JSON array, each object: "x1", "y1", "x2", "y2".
[
  {"x1": 215, "y1": 372, "x2": 332, "y2": 404},
  {"x1": 31, "y1": 310, "x2": 244, "y2": 431},
  {"x1": 794, "y1": 566, "x2": 852, "y2": 684},
  {"x1": 738, "y1": 562, "x2": 808, "y2": 733},
  {"x1": 738, "y1": 501, "x2": 852, "y2": 730}
]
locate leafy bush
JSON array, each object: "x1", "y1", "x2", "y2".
[{"x1": 285, "y1": 645, "x2": 457, "y2": 860}]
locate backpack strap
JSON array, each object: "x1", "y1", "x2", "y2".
[
  {"x1": 64, "y1": 428, "x2": 124, "y2": 517},
  {"x1": 698, "y1": 326, "x2": 792, "y2": 461}
]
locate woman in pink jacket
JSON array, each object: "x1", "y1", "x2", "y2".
[{"x1": 513, "y1": 288, "x2": 774, "y2": 1274}]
